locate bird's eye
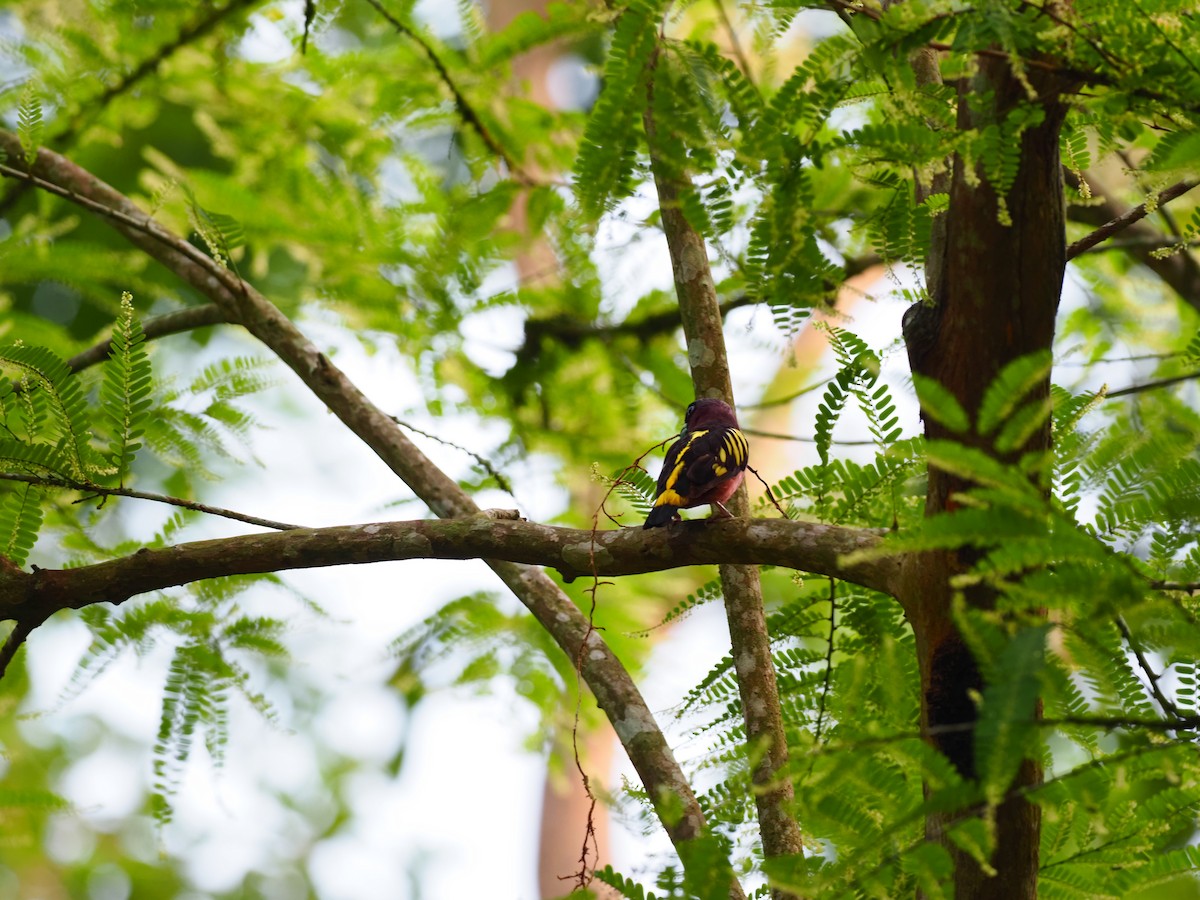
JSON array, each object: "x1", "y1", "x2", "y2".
[{"x1": 685, "y1": 402, "x2": 696, "y2": 419}]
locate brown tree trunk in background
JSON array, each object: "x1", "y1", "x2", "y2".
[
  {"x1": 899, "y1": 51, "x2": 1072, "y2": 898},
  {"x1": 538, "y1": 730, "x2": 617, "y2": 899},
  {"x1": 482, "y1": 2, "x2": 619, "y2": 896}
]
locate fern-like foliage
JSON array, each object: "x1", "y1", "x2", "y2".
[
  {"x1": 0, "y1": 482, "x2": 43, "y2": 567},
  {"x1": 0, "y1": 343, "x2": 96, "y2": 479},
  {"x1": 573, "y1": 1, "x2": 663, "y2": 218},
  {"x1": 17, "y1": 80, "x2": 42, "y2": 167},
  {"x1": 99, "y1": 292, "x2": 153, "y2": 486},
  {"x1": 64, "y1": 587, "x2": 293, "y2": 828}
]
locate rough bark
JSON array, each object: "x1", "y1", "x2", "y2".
[
  {"x1": 0, "y1": 516, "x2": 896, "y2": 624},
  {"x1": 900, "y1": 52, "x2": 1071, "y2": 898},
  {"x1": 646, "y1": 62, "x2": 805, "y2": 896}
]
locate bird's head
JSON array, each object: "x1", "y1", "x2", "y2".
[{"x1": 683, "y1": 398, "x2": 739, "y2": 431}]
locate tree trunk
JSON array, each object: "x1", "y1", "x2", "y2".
[{"x1": 900, "y1": 53, "x2": 1071, "y2": 898}]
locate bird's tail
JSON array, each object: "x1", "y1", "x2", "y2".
[{"x1": 643, "y1": 504, "x2": 679, "y2": 529}]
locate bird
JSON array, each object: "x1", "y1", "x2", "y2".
[{"x1": 643, "y1": 398, "x2": 749, "y2": 529}]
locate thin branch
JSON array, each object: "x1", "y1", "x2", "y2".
[
  {"x1": 1076, "y1": 236, "x2": 1200, "y2": 254},
  {"x1": 516, "y1": 254, "x2": 879, "y2": 359},
  {"x1": 1066, "y1": 169, "x2": 1200, "y2": 315},
  {"x1": 1150, "y1": 580, "x2": 1200, "y2": 593},
  {"x1": 1115, "y1": 614, "x2": 1179, "y2": 719},
  {"x1": 742, "y1": 427, "x2": 879, "y2": 445},
  {"x1": 0, "y1": 473, "x2": 300, "y2": 531},
  {"x1": 0, "y1": 615, "x2": 44, "y2": 681},
  {"x1": 1066, "y1": 178, "x2": 1200, "y2": 260},
  {"x1": 1105, "y1": 370, "x2": 1200, "y2": 399},
  {"x1": 741, "y1": 379, "x2": 829, "y2": 410},
  {"x1": 391, "y1": 417, "x2": 517, "y2": 499},
  {"x1": 810, "y1": 579, "x2": 838, "y2": 753},
  {"x1": 362, "y1": 0, "x2": 535, "y2": 186},
  {"x1": 713, "y1": 0, "x2": 757, "y2": 89},
  {"x1": 67, "y1": 305, "x2": 228, "y2": 374}
]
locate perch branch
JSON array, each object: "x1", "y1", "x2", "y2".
[{"x1": 0, "y1": 515, "x2": 895, "y2": 653}]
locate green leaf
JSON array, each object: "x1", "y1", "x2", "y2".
[
  {"x1": 975, "y1": 625, "x2": 1047, "y2": 806},
  {"x1": 977, "y1": 350, "x2": 1052, "y2": 437},
  {"x1": 912, "y1": 373, "x2": 970, "y2": 433},
  {"x1": 17, "y1": 81, "x2": 43, "y2": 168},
  {"x1": 0, "y1": 344, "x2": 95, "y2": 478},
  {"x1": 0, "y1": 483, "x2": 44, "y2": 567},
  {"x1": 100, "y1": 292, "x2": 154, "y2": 486}
]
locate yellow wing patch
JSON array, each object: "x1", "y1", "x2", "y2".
[
  {"x1": 723, "y1": 429, "x2": 748, "y2": 465},
  {"x1": 655, "y1": 489, "x2": 686, "y2": 507},
  {"x1": 661, "y1": 429, "x2": 709, "y2": 493}
]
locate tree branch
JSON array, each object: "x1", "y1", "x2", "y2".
[
  {"x1": 0, "y1": 473, "x2": 300, "y2": 532},
  {"x1": 516, "y1": 254, "x2": 880, "y2": 361},
  {"x1": 66, "y1": 304, "x2": 229, "y2": 374},
  {"x1": 1066, "y1": 170, "x2": 1200, "y2": 315},
  {"x1": 1105, "y1": 370, "x2": 1200, "y2": 399},
  {"x1": 0, "y1": 516, "x2": 894, "y2": 626},
  {"x1": 1066, "y1": 178, "x2": 1200, "y2": 260},
  {"x1": 0, "y1": 129, "x2": 739, "y2": 887},
  {"x1": 645, "y1": 44, "x2": 805, "y2": 891}
]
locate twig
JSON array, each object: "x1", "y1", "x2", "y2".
[
  {"x1": 1115, "y1": 614, "x2": 1178, "y2": 719},
  {"x1": 741, "y1": 379, "x2": 828, "y2": 410},
  {"x1": 0, "y1": 615, "x2": 46, "y2": 680},
  {"x1": 1076, "y1": 237, "x2": 1200, "y2": 254},
  {"x1": 1066, "y1": 179, "x2": 1200, "y2": 260},
  {"x1": 1066, "y1": 169, "x2": 1200, "y2": 317},
  {"x1": 0, "y1": 473, "x2": 301, "y2": 531},
  {"x1": 362, "y1": 0, "x2": 535, "y2": 186},
  {"x1": 746, "y1": 465, "x2": 789, "y2": 518},
  {"x1": 743, "y1": 427, "x2": 879, "y2": 445},
  {"x1": 392, "y1": 417, "x2": 516, "y2": 498},
  {"x1": 810, "y1": 579, "x2": 838, "y2": 750},
  {"x1": 713, "y1": 0, "x2": 756, "y2": 88},
  {"x1": 1105, "y1": 370, "x2": 1200, "y2": 399}
]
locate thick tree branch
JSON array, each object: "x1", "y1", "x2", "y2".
[
  {"x1": 645, "y1": 47, "x2": 805, "y2": 891},
  {"x1": 0, "y1": 517, "x2": 895, "y2": 628},
  {"x1": 0, "y1": 130, "x2": 738, "y2": 890}
]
